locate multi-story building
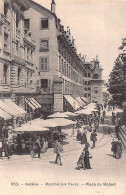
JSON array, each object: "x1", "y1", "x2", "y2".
[
  {"x1": 82, "y1": 57, "x2": 104, "y2": 104},
  {"x1": 24, "y1": 0, "x2": 87, "y2": 113},
  {"x1": 0, "y1": 0, "x2": 38, "y2": 112}
]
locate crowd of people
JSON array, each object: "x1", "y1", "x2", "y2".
[{"x1": 0, "y1": 103, "x2": 125, "y2": 169}]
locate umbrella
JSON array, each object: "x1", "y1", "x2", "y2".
[
  {"x1": 86, "y1": 103, "x2": 97, "y2": 109},
  {"x1": 13, "y1": 122, "x2": 49, "y2": 132},
  {"x1": 75, "y1": 108, "x2": 93, "y2": 115},
  {"x1": 64, "y1": 111, "x2": 77, "y2": 116},
  {"x1": 45, "y1": 118, "x2": 76, "y2": 127},
  {"x1": 47, "y1": 112, "x2": 69, "y2": 118},
  {"x1": 29, "y1": 118, "x2": 57, "y2": 128}
]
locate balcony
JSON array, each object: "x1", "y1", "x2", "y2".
[{"x1": 24, "y1": 30, "x2": 35, "y2": 47}]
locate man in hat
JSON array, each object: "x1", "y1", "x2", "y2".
[{"x1": 54, "y1": 140, "x2": 63, "y2": 166}]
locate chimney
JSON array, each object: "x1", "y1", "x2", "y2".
[{"x1": 51, "y1": 0, "x2": 56, "y2": 13}]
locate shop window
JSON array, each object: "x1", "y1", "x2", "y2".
[
  {"x1": 3, "y1": 64, "x2": 8, "y2": 84},
  {"x1": 41, "y1": 79, "x2": 48, "y2": 92},
  {"x1": 41, "y1": 18, "x2": 49, "y2": 29},
  {"x1": 39, "y1": 39, "x2": 49, "y2": 52},
  {"x1": 39, "y1": 57, "x2": 49, "y2": 72}
]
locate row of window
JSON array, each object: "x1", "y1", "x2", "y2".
[
  {"x1": 58, "y1": 43, "x2": 74, "y2": 65},
  {"x1": 3, "y1": 64, "x2": 32, "y2": 87},
  {"x1": 24, "y1": 18, "x2": 49, "y2": 31},
  {"x1": 64, "y1": 80, "x2": 84, "y2": 95},
  {"x1": 59, "y1": 56, "x2": 84, "y2": 85}
]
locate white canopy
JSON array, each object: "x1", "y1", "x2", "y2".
[
  {"x1": 86, "y1": 103, "x2": 97, "y2": 109},
  {"x1": 47, "y1": 112, "x2": 69, "y2": 118},
  {"x1": 64, "y1": 111, "x2": 77, "y2": 116},
  {"x1": 0, "y1": 99, "x2": 26, "y2": 117},
  {"x1": 14, "y1": 122, "x2": 49, "y2": 132},
  {"x1": 0, "y1": 108, "x2": 12, "y2": 120},
  {"x1": 29, "y1": 118, "x2": 57, "y2": 128},
  {"x1": 45, "y1": 118, "x2": 76, "y2": 127},
  {"x1": 3, "y1": 99, "x2": 26, "y2": 115},
  {"x1": 76, "y1": 108, "x2": 93, "y2": 115}
]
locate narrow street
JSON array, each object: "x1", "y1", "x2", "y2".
[{"x1": 0, "y1": 126, "x2": 126, "y2": 195}]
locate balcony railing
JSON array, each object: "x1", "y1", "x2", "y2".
[{"x1": 24, "y1": 31, "x2": 35, "y2": 46}]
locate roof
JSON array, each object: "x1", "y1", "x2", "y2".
[{"x1": 27, "y1": 0, "x2": 54, "y2": 18}]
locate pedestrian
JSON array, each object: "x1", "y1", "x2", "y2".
[
  {"x1": 103, "y1": 110, "x2": 106, "y2": 118},
  {"x1": 77, "y1": 150, "x2": 86, "y2": 170},
  {"x1": 90, "y1": 130, "x2": 97, "y2": 149},
  {"x1": 54, "y1": 139, "x2": 63, "y2": 166},
  {"x1": 84, "y1": 142, "x2": 92, "y2": 169},
  {"x1": 114, "y1": 139, "x2": 123, "y2": 159},
  {"x1": 94, "y1": 120, "x2": 99, "y2": 132},
  {"x1": 35, "y1": 136, "x2": 41, "y2": 158},
  {"x1": 81, "y1": 129, "x2": 87, "y2": 144},
  {"x1": 41, "y1": 138, "x2": 48, "y2": 153},
  {"x1": 70, "y1": 125, "x2": 75, "y2": 137},
  {"x1": 2, "y1": 138, "x2": 10, "y2": 159},
  {"x1": 111, "y1": 138, "x2": 123, "y2": 159},
  {"x1": 76, "y1": 128, "x2": 81, "y2": 141},
  {"x1": 112, "y1": 112, "x2": 116, "y2": 125},
  {"x1": 115, "y1": 124, "x2": 121, "y2": 139}
]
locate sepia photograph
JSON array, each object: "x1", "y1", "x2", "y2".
[{"x1": 0, "y1": 0, "x2": 126, "y2": 194}]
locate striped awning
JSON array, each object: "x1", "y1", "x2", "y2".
[
  {"x1": 64, "y1": 95, "x2": 80, "y2": 111},
  {"x1": 25, "y1": 98, "x2": 41, "y2": 110}
]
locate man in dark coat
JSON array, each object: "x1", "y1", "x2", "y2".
[
  {"x1": 90, "y1": 130, "x2": 97, "y2": 149},
  {"x1": 81, "y1": 129, "x2": 87, "y2": 144},
  {"x1": 54, "y1": 140, "x2": 63, "y2": 166},
  {"x1": 84, "y1": 142, "x2": 92, "y2": 169}
]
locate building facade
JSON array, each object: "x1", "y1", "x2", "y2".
[
  {"x1": 0, "y1": 0, "x2": 36, "y2": 112},
  {"x1": 24, "y1": 0, "x2": 87, "y2": 113},
  {"x1": 82, "y1": 57, "x2": 104, "y2": 104}
]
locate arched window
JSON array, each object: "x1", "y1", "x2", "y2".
[{"x1": 93, "y1": 74, "x2": 99, "y2": 79}]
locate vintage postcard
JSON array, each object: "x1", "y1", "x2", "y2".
[{"x1": 0, "y1": 0, "x2": 126, "y2": 195}]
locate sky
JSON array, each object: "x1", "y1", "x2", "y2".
[{"x1": 33, "y1": 0, "x2": 126, "y2": 81}]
